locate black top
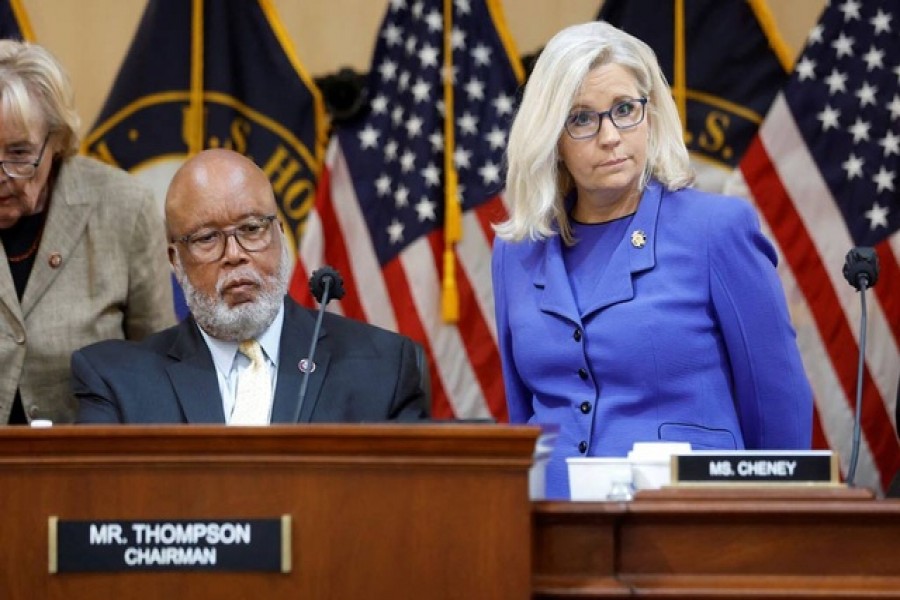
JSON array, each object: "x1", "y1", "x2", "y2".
[
  {"x1": 0, "y1": 209, "x2": 46, "y2": 300},
  {"x1": 1, "y1": 209, "x2": 48, "y2": 425}
]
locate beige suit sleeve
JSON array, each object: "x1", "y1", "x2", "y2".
[{"x1": 124, "y1": 186, "x2": 176, "y2": 340}]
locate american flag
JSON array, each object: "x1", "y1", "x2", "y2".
[
  {"x1": 733, "y1": 0, "x2": 900, "y2": 493},
  {"x1": 292, "y1": 0, "x2": 523, "y2": 420}
]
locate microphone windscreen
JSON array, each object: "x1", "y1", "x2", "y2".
[
  {"x1": 842, "y1": 247, "x2": 879, "y2": 290},
  {"x1": 308, "y1": 266, "x2": 347, "y2": 303}
]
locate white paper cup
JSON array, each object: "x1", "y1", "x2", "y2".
[
  {"x1": 629, "y1": 442, "x2": 692, "y2": 459},
  {"x1": 566, "y1": 457, "x2": 633, "y2": 501},
  {"x1": 631, "y1": 460, "x2": 671, "y2": 490},
  {"x1": 627, "y1": 442, "x2": 691, "y2": 489}
]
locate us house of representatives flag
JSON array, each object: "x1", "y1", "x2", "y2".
[
  {"x1": 598, "y1": 0, "x2": 793, "y2": 192},
  {"x1": 1, "y1": 0, "x2": 33, "y2": 40},
  {"x1": 294, "y1": 0, "x2": 523, "y2": 420},
  {"x1": 732, "y1": 0, "x2": 899, "y2": 494},
  {"x1": 84, "y1": 0, "x2": 327, "y2": 318}
]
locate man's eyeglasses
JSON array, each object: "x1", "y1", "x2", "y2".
[
  {"x1": 173, "y1": 215, "x2": 279, "y2": 263},
  {"x1": 0, "y1": 133, "x2": 51, "y2": 179},
  {"x1": 564, "y1": 98, "x2": 648, "y2": 140}
]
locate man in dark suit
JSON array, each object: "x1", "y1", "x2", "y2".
[{"x1": 73, "y1": 149, "x2": 427, "y2": 424}]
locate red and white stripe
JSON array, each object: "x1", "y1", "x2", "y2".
[
  {"x1": 734, "y1": 94, "x2": 900, "y2": 494},
  {"x1": 291, "y1": 138, "x2": 508, "y2": 421}
]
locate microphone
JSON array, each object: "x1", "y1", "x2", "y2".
[
  {"x1": 842, "y1": 247, "x2": 879, "y2": 290},
  {"x1": 842, "y1": 247, "x2": 880, "y2": 487},
  {"x1": 294, "y1": 266, "x2": 346, "y2": 421},
  {"x1": 309, "y1": 265, "x2": 346, "y2": 304}
]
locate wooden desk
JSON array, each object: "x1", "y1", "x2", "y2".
[
  {"x1": 533, "y1": 487, "x2": 900, "y2": 599},
  {"x1": 7, "y1": 426, "x2": 898, "y2": 599},
  {"x1": 0, "y1": 424, "x2": 538, "y2": 600}
]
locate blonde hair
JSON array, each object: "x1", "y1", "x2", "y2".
[
  {"x1": 496, "y1": 21, "x2": 693, "y2": 243},
  {"x1": 0, "y1": 40, "x2": 81, "y2": 158}
]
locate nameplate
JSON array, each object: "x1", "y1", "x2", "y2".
[
  {"x1": 672, "y1": 451, "x2": 838, "y2": 485},
  {"x1": 48, "y1": 516, "x2": 291, "y2": 573}
]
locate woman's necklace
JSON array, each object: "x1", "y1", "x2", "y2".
[
  {"x1": 5, "y1": 169, "x2": 55, "y2": 264},
  {"x1": 6, "y1": 218, "x2": 45, "y2": 263}
]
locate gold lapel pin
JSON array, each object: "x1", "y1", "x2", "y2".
[{"x1": 630, "y1": 230, "x2": 647, "y2": 249}]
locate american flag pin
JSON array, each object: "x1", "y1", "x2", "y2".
[
  {"x1": 630, "y1": 230, "x2": 647, "y2": 248},
  {"x1": 298, "y1": 359, "x2": 316, "y2": 373}
]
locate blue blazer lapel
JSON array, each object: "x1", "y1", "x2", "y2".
[
  {"x1": 271, "y1": 299, "x2": 332, "y2": 423},
  {"x1": 165, "y1": 318, "x2": 226, "y2": 423},
  {"x1": 579, "y1": 184, "x2": 661, "y2": 319},
  {"x1": 536, "y1": 235, "x2": 581, "y2": 323}
]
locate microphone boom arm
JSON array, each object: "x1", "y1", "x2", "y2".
[
  {"x1": 841, "y1": 247, "x2": 879, "y2": 487},
  {"x1": 293, "y1": 266, "x2": 346, "y2": 422}
]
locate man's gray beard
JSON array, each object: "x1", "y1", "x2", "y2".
[{"x1": 174, "y1": 243, "x2": 293, "y2": 341}]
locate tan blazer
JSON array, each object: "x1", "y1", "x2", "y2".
[{"x1": 0, "y1": 156, "x2": 176, "y2": 424}]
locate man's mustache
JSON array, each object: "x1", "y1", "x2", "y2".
[{"x1": 216, "y1": 267, "x2": 265, "y2": 296}]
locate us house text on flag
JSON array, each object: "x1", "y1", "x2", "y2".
[
  {"x1": 294, "y1": 0, "x2": 523, "y2": 420},
  {"x1": 84, "y1": 0, "x2": 326, "y2": 318},
  {"x1": 598, "y1": 0, "x2": 792, "y2": 192},
  {"x1": 1, "y1": 0, "x2": 33, "y2": 41},
  {"x1": 732, "y1": 0, "x2": 899, "y2": 493}
]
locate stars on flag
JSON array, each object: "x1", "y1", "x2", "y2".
[
  {"x1": 341, "y1": 0, "x2": 518, "y2": 252},
  {"x1": 786, "y1": 0, "x2": 898, "y2": 239}
]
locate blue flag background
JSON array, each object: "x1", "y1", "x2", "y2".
[
  {"x1": 84, "y1": 0, "x2": 327, "y2": 318},
  {"x1": 599, "y1": 0, "x2": 792, "y2": 190}
]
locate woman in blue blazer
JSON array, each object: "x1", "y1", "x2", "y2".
[{"x1": 492, "y1": 22, "x2": 813, "y2": 499}]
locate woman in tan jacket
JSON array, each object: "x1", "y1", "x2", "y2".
[{"x1": 0, "y1": 40, "x2": 175, "y2": 424}]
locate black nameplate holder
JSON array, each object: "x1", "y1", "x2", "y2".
[
  {"x1": 48, "y1": 516, "x2": 291, "y2": 573},
  {"x1": 672, "y1": 450, "x2": 839, "y2": 486}
]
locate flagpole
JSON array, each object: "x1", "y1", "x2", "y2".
[
  {"x1": 441, "y1": 0, "x2": 460, "y2": 323},
  {"x1": 187, "y1": 0, "x2": 205, "y2": 155},
  {"x1": 672, "y1": 0, "x2": 688, "y2": 140}
]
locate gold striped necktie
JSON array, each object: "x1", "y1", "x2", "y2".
[{"x1": 231, "y1": 340, "x2": 271, "y2": 425}]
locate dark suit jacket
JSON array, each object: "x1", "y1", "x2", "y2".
[
  {"x1": 890, "y1": 376, "x2": 900, "y2": 497},
  {"x1": 72, "y1": 298, "x2": 428, "y2": 423}
]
